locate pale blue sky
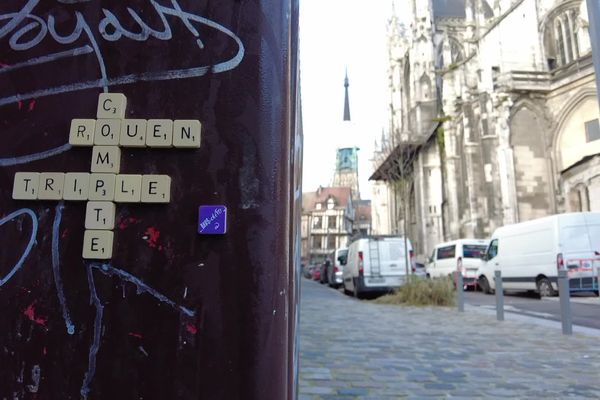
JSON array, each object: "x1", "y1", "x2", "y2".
[{"x1": 299, "y1": 0, "x2": 407, "y2": 199}]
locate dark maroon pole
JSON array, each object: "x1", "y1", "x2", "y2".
[{"x1": 0, "y1": 1, "x2": 300, "y2": 399}]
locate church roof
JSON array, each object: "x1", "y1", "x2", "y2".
[{"x1": 302, "y1": 187, "x2": 352, "y2": 212}]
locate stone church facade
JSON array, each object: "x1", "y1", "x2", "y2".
[{"x1": 371, "y1": 0, "x2": 600, "y2": 259}]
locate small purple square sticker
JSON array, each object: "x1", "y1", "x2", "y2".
[{"x1": 198, "y1": 205, "x2": 227, "y2": 235}]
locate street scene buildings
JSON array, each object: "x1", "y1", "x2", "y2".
[{"x1": 370, "y1": 0, "x2": 600, "y2": 260}]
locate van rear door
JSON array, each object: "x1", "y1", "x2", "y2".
[
  {"x1": 372, "y1": 238, "x2": 409, "y2": 277},
  {"x1": 560, "y1": 213, "x2": 600, "y2": 291}
]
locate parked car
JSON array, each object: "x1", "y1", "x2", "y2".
[
  {"x1": 477, "y1": 212, "x2": 600, "y2": 297},
  {"x1": 325, "y1": 248, "x2": 348, "y2": 288},
  {"x1": 426, "y1": 239, "x2": 489, "y2": 290},
  {"x1": 311, "y1": 266, "x2": 321, "y2": 281},
  {"x1": 303, "y1": 264, "x2": 317, "y2": 280},
  {"x1": 413, "y1": 262, "x2": 427, "y2": 278},
  {"x1": 343, "y1": 236, "x2": 414, "y2": 298}
]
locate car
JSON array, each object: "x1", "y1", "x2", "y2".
[
  {"x1": 343, "y1": 236, "x2": 415, "y2": 298},
  {"x1": 325, "y1": 248, "x2": 348, "y2": 288},
  {"x1": 413, "y1": 262, "x2": 427, "y2": 278},
  {"x1": 426, "y1": 239, "x2": 489, "y2": 290},
  {"x1": 477, "y1": 212, "x2": 600, "y2": 297},
  {"x1": 311, "y1": 266, "x2": 321, "y2": 281},
  {"x1": 319, "y1": 259, "x2": 330, "y2": 284}
]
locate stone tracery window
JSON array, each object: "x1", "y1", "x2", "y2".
[{"x1": 544, "y1": 7, "x2": 581, "y2": 70}]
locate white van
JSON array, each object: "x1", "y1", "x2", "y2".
[
  {"x1": 426, "y1": 239, "x2": 489, "y2": 289},
  {"x1": 477, "y1": 212, "x2": 600, "y2": 297},
  {"x1": 326, "y1": 247, "x2": 348, "y2": 288},
  {"x1": 342, "y1": 236, "x2": 414, "y2": 298}
]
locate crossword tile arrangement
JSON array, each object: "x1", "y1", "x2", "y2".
[{"x1": 12, "y1": 93, "x2": 201, "y2": 259}]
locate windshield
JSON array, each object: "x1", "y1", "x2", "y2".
[{"x1": 463, "y1": 244, "x2": 487, "y2": 258}]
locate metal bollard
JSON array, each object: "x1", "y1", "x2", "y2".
[
  {"x1": 457, "y1": 272, "x2": 464, "y2": 312},
  {"x1": 558, "y1": 269, "x2": 573, "y2": 335},
  {"x1": 495, "y1": 270, "x2": 504, "y2": 321}
]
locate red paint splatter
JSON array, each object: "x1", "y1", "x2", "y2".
[
  {"x1": 186, "y1": 324, "x2": 198, "y2": 335},
  {"x1": 61, "y1": 228, "x2": 70, "y2": 239},
  {"x1": 143, "y1": 227, "x2": 161, "y2": 249},
  {"x1": 17, "y1": 100, "x2": 23, "y2": 110},
  {"x1": 128, "y1": 332, "x2": 143, "y2": 339},
  {"x1": 23, "y1": 303, "x2": 47, "y2": 326},
  {"x1": 43, "y1": 347, "x2": 47, "y2": 356},
  {"x1": 118, "y1": 216, "x2": 141, "y2": 230},
  {"x1": 28, "y1": 99, "x2": 36, "y2": 112}
]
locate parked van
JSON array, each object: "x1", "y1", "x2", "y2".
[
  {"x1": 477, "y1": 212, "x2": 600, "y2": 297},
  {"x1": 426, "y1": 239, "x2": 489, "y2": 289},
  {"x1": 327, "y1": 248, "x2": 348, "y2": 288},
  {"x1": 342, "y1": 236, "x2": 414, "y2": 298}
]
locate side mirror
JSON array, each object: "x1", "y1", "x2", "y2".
[
  {"x1": 481, "y1": 253, "x2": 488, "y2": 261},
  {"x1": 338, "y1": 256, "x2": 347, "y2": 265}
]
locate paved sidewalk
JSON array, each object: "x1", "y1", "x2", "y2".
[{"x1": 299, "y1": 279, "x2": 600, "y2": 399}]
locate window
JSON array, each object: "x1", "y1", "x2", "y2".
[
  {"x1": 328, "y1": 216, "x2": 337, "y2": 229},
  {"x1": 545, "y1": 8, "x2": 581, "y2": 70},
  {"x1": 487, "y1": 239, "x2": 498, "y2": 260},
  {"x1": 436, "y1": 245, "x2": 456, "y2": 260},
  {"x1": 585, "y1": 119, "x2": 600, "y2": 142},
  {"x1": 463, "y1": 245, "x2": 487, "y2": 259},
  {"x1": 327, "y1": 198, "x2": 335, "y2": 209},
  {"x1": 315, "y1": 203, "x2": 322, "y2": 210},
  {"x1": 312, "y1": 216, "x2": 322, "y2": 229},
  {"x1": 311, "y1": 236, "x2": 321, "y2": 249},
  {"x1": 327, "y1": 235, "x2": 336, "y2": 250}
]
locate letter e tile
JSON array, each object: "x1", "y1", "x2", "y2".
[
  {"x1": 82, "y1": 230, "x2": 114, "y2": 259},
  {"x1": 141, "y1": 175, "x2": 171, "y2": 203},
  {"x1": 146, "y1": 119, "x2": 173, "y2": 147}
]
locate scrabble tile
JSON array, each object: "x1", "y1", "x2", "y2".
[
  {"x1": 85, "y1": 201, "x2": 116, "y2": 230},
  {"x1": 173, "y1": 120, "x2": 201, "y2": 148},
  {"x1": 97, "y1": 93, "x2": 127, "y2": 119},
  {"x1": 69, "y1": 119, "x2": 95, "y2": 146},
  {"x1": 146, "y1": 119, "x2": 173, "y2": 147},
  {"x1": 115, "y1": 174, "x2": 142, "y2": 203},
  {"x1": 198, "y1": 205, "x2": 227, "y2": 235},
  {"x1": 82, "y1": 230, "x2": 114, "y2": 259},
  {"x1": 89, "y1": 174, "x2": 116, "y2": 201},
  {"x1": 91, "y1": 146, "x2": 120, "y2": 173},
  {"x1": 94, "y1": 119, "x2": 121, "y2": 145},
  {"x1": 63, "y1": 173, "x2": 90, "y2": 201},
  {"x1": 38, "y1": 173, "x2": 65, "y2": 200},
  {"x1": 141, "y1": 175, "x2": 171, "y2": 203},
  {"x1": 120, "y1": 119, "x2": 147, "y2": 147},
  {"x1": 12, "y1": 172, "x2": 40, "y2": 200}
]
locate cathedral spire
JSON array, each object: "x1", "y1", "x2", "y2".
[{"x1": 343, "y1": 69, "x2": 351, "y2": 121}]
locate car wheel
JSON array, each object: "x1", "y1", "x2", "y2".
[
  {"x1": 479, "y1": 276, "x2": 492, "y2": 295},
  {"x1": 537, "y1": 277, "x2": 556, "y2": 297}
]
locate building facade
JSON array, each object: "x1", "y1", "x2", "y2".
[
  {"x1": 301, "y1": 187, "x2": 354, "y2": 265},
  {"x1": 372, "y1": 0, "x2": 599, "y2": 260}
]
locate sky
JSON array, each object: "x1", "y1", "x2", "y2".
[{"x1": 299, "y1": 0, "x2": 408, "y2": 200}]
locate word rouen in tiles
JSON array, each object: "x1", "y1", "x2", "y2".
[{"x1": 11, "y1": 93, "x2": 201, "y2": 259}]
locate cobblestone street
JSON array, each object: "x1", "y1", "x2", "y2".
[{"x1": 299, "y1": 279, "x2": 600, "y2": 399}]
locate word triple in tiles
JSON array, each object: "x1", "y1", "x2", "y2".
[{"x1": 12, "y1": 93, "x2": 202, "y2": 260}]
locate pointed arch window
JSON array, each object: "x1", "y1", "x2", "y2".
[{"x1": 545, "y1": 7, "x2": 581, "y2": 70}]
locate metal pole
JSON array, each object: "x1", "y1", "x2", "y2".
[
  {"x1": 558, "y1": 269, "x2": 573, "y2": 335},
  {"x1": 457, "y1": 272, "x2": 465, "y2": 312},
  {"x1": 495, "y1": 270, "x2": 504, "y2": 321},
  {"x1": 588, "y1": 0, "x2": 600, "y2": 107}
]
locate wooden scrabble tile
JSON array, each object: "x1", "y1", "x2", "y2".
[
  {"x1": 120, "y1": 119, "x2": 147, "y2": 147},
  {"x1": 141, "y1": 175, "x2": 171, "y2": 203},
  {"x1": 94, "y1": 119, "x2": 121, "y2": 145},
  {"x1": 115, "y1": 174, "x2": 142, "y2": 203},
  {"x1": 38, "y1": 173, "x2": 65, "y2": 200},
  {"x1": 63, "y1": 173, "x2": 90, "y2": 201},
  {"x1": 12, "y1": 172, "x2": 40, "y2": 200},
  {"x1": 85, "y1": 201, "x2": 116, "y2": 230},
  {"x1": 69, "y1": 119, "x2": 95, "y2": 146},
  {"x1": 91, "y1": 146, "x2": 120, "y2": 173},
  {"x1": 82, "y1": 230, "x2": 114, "y2": 259},
  {"x1": 97, "y1": 93, "x2": 127, "y2": 119},
  {"x1": 173, "y1": 120, "x2": 201, "y2": 148},
  {"x1": 146, "y1": 119, "x2": 173, "y2": 147},
  {"x1": 89, "y1": 174, "x2": 116, "y2": 201}
]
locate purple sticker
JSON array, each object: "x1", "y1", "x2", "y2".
[{"x1": 198, "y1": 205, "x2": 227, "y2": 235}]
